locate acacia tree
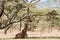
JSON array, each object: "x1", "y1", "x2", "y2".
[
  {"x1": 15, "y1": 0, "x2": 40, "y2": 38},
  {"x1": 46, "y1": 10, "x2": 59, "y2": 32},
  {"x1": 0, "y1": 0, "x2": 24, "y2": 34},
  {"x1": 0, "y1": 0, "x2": 40, "y2": 34},
  {"x1": 21, "y1": 0, "x2": 40, "y2": 28}
]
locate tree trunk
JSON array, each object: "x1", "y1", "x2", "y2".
[
  {"x1": 0, "y1": 1, "x2": 4, "y2": 18},
  {"x1": 27, "y1": 7, "x2": 29, "y2": 15}
]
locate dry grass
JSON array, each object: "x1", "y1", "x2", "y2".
[{"x1": 0, "y1": 38, "x2": 60, "y2": 40}]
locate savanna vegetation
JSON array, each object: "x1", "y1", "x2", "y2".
[{"x1": 0, "y1": 0, "x2": 60, "y2": 39}]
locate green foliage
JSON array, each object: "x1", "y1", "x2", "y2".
[{"x1": 1, "y1": 0, "x2": 60, "y2": 33}]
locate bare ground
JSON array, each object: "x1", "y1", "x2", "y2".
[{"x1": 0, "y1": 27, "x2": 60, "y2": 39}]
